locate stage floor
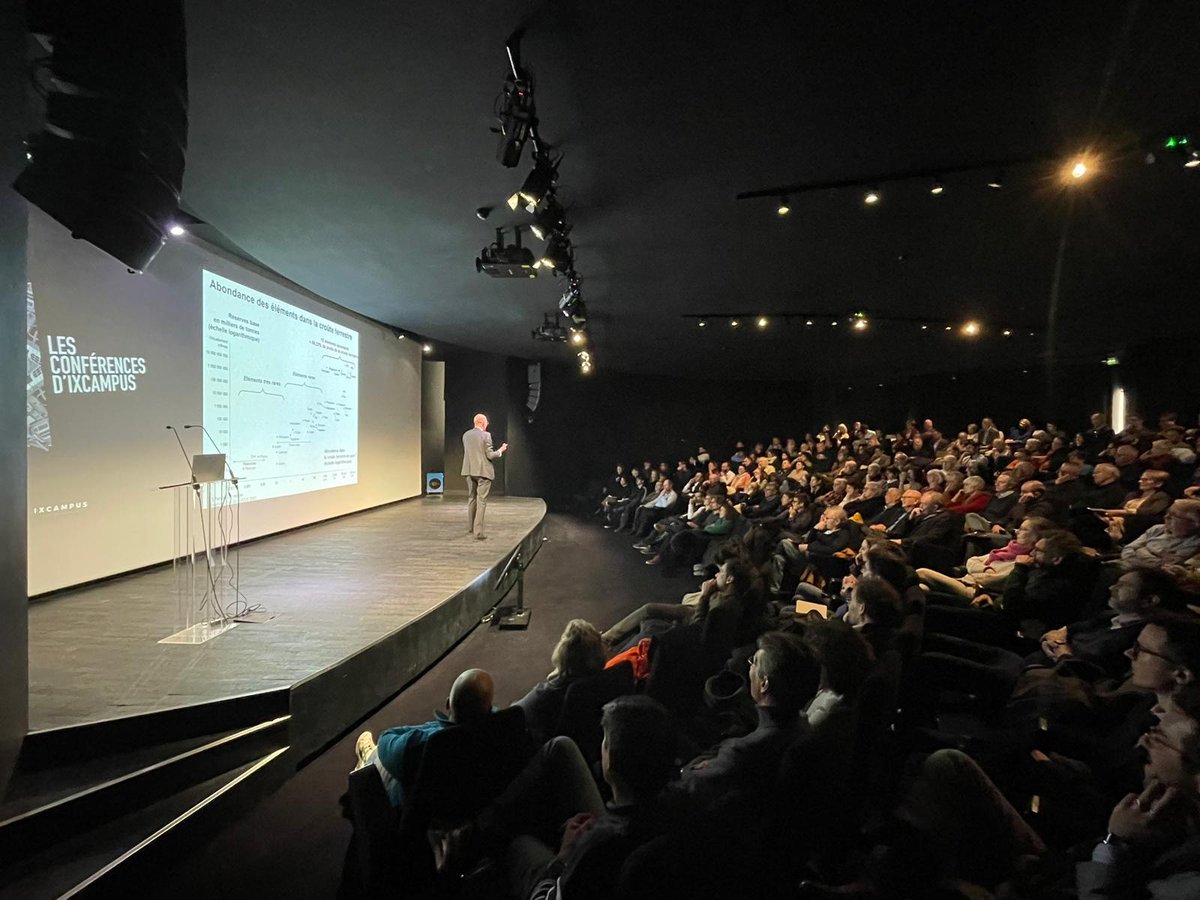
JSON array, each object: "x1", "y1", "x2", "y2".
[{"x1": 27, "y1": 496, "x2": 546, "y2": 731}]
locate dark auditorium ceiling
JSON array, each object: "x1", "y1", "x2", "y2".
[{"x1": 181, "y1": 1, "x2": 1200, "y2": 381}]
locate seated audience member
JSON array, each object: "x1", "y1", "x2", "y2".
[
  {"x1": 741, "y1": 480, "x2": 783, "y2": 520},
  {"x1": 989, "y1": 479, "x2": 1061, "y2": 535},
  {"x1": 626, "y1": 478, "x2": 678, "y2": 538},
  {"x1": 1099, "y1": 470, "x2": 1177, "y2": 545},
  {"x1": 1068, "y1": 462, "x2": 1131, "y2": 548},
  {"x1": 892, "y1": 492, "x2": 959, "y2": 555},
  {"x1": 355, "y1": 668, "x2": 495, "y2": 808},
  {"x1": 864, "y1": 487, "x2": 908, "y2": 532},
  {"x1": 771, "y1": 506, "x2": 853, "y2": 591},
  {"x1": 437, "y1": 697, "x2": 682, "y2": 900},
  {"x1": 916, "y1": 516, "x2": 1054, "y2": 603},
  {"x1": 644, "y1": 499, "x2": 734, "y2": 571},
  {"x1": 514, "y1": 620, "x2": 607, "y2": 745},
  {"x1": 1077, "y1": 689, "x2": 1200, "y2": 898},
  {"x1": 800, "y1": 618, "x2": 874, "y2": 725},
  {"x1": 869, "y1": 488, "x2": 922, "y2": 537},
  {"x1": 944, "y1": 475, "x2": 992, "y2": 515},
  {"x1": 845, "y1": 576, "x2": 907, "y2": 658},
  {"x1": 678, "y1": 632, "x2": 820, "y2": 802},
  {"x1": 971, "y1": 471, "x2": 1019, "y2": 529},
  {"x1": 614, "y1": 477, "x2": 669, "y2": 533},
  {"x1": 1118, "y1": 499, "x2": 1200, "y2": 570},
  {"x1": 602, "y1": 557, "x2": 763, "y2": 658},
  {"x1": 844, "y1": 480, "x2": 886, "y2": 522},
  {"x1": 1047, "y1": 461, "x2": 1086, "y2": 509}
]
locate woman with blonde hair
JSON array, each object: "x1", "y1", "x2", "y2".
[{"x1": 513, "y1": 619, "x2": 606, "y2": 743}]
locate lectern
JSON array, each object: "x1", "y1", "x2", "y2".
[{"x1": 158, "y1": 455, "x2": 241, "y2": 644}]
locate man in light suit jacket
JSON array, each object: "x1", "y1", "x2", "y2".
[{"x1": 462, "y1": 413, "x2": 507, "y2": 539}]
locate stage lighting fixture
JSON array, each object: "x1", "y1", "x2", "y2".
[
  {"x1": 1186, "y1": 151, "x2": 1200, "y2": 169},
  {"x1": 530, "y1": 199, "x2": 566, "y2": 241},
  {"x1": 730, "y1": 319, "x2": 740, "y2": 328},
  {"x1": 476, "y1": 206, "x2": 494, "y2": 220},
  {"x1": 698, "y1": 319, "x2": 707, "y2": 327},
  {"x1": 987, "y1": 172, "x2": 1004, "y2": 189},
  {"x1": 864, "y1": 188, "x2": 880, "y2": 205},
  {"x1": 930, "y1": 179, "x2": 944, "y2": 195},
  {"x1": 558, "y1": 278, "x2": 587, "y2": 325},
  {"x1": 757, "y1": 316, "x2": 768, "y2": 328},
  {"x1": 508, "y1": 155, "x2": 557, "y2": 212},
  {"x1": 1002, "y1": 329, "x2": 1012, "y2": 336},
  {"x1": 1070, "y1": 161, "x2": 1088, "y2": 179},
  {"x1": 1103, "y1": 355, "x2": 1120, "y2": 367},
  {"x1": 852, "y1": 313, "x2": 868, "y2": 331},
  {"x1": 494, "y1": 47, "x2": 535, "y2": 168},
  {"x1": 476, "y1": 226, "x2": 538, "y2": 278},
  {"x1": 422, "y1": 343, "x2": 433, "y2": 354},
  {"x1": 577, "y1": 349, "x2": 593, "y2": 373},
  {"x1": 962, "y1": 321, "x2": 981, "y2": 336},
  {"x1": 168, "y1": 223, "x2": 186, "y2": 236},
  {"x1": 569, "y1": 327, "x2": 587, "y2": 346},
  {"x1": 805, "y1": 320, "x2": 814, "y2": 326},
  {"x1": 944, "y1": 325, "x2": 952, "y2": 331},
  {"x1": 532, "y1": 313, "x2": 568, "y2": 342},
  {"x1": 537, "y1": 233, "x2": 573, "y2": 273},
  {"x1": 920, "y1": 324, "x2": 928, "y2": 330},
  {"x1": 776, "y1": 197, "x2": 790, "y2": 216}
]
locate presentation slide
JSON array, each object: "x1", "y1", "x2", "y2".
[
  {"x1": 202, "y1": 272, "x2": 359, "y2": 502},
  {"x1": 25, "y1": 207, "x2": 422, "y2": 595}
]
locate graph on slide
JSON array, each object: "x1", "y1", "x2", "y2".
[{"x1": 202, "y1": 271, "x2": 359, "y2": 502}]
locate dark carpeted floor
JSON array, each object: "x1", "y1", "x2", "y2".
[{"x1": 162, "y1": 512, "x2": 689, "y2": 899}]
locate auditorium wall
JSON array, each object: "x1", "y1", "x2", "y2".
[{"x1": 1, "y1": 4, "x2": 30, "y2": 794}]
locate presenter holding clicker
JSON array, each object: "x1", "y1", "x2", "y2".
[{"x1": 462, "y1": 413, "x2": 507, "y2": 540}]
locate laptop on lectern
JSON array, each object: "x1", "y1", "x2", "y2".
[{"x1": 192, "y1": 453, "x2": 226, "y2": 484}]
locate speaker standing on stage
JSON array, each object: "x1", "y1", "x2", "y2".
[{"x1": 462, "y1": 413, "x2": 507, "y2": 540}]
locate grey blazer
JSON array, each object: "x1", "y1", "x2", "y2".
[{"x1": 462, "y1": 427, "x2": 502, "y2": 479}]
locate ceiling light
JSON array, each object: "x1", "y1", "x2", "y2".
[
  {"x1": 863, "y1": 188, "x2": 880, "y2": 205},
  {"x1": 532, "y1": 313, "x2": 568, "y2": 342},
  {"x1": 776, "y1": 197, "x2": 790, "y2": 216},
  {"x1": 920, "y1": 324, "x2": 928, "y2": 331},
  {"x1": 930, "y1": 179, "x2": 944, "y2": 195},
  {"x1": 1002, "y1": 329, "x2": 1012, "y2": 336},
  {"x1": 168, "y1": 223, "x2": 185, "y2": 236},
  {"x1": 1186, "y1": 150, "x2": 1200, "y2": 169},
  {"x1": 830, "y1": 320, "x2": 838, "y2": 327},
  {"x1": 805, "y1": 320, "x2": 814, "y2": 326},
  {"x1": 730, "y1": 319, "x2": 740, "y2": 328},
  {"x1": 422, "y1": 343, "x2": 433, "y2": 354},
  {"x1": 852, "y1": 317, "x2": 867, "y2": 331},
  {"x1": 961, "y1": 320, "x2": 981, "y2": 336},
  {"x1": 475, "y1": 206, "x2": 493, "y2": 220},
  {"x1": 987, "y1": 172, "x2": 1004, "y2": 189},
  {"x1": 756, "y1": 316, "x2": 768, "y2": 328},
  {"x1": 944, "y1": 325, "x2": 952, "y2": 331},
  {"x1": 570, "y1": 329, "x2": 586, "y2": 346},
  {"x1": 396, "y1": 333, "x2": 406, "y2": 340},
  {"x1": 1070, "y1": 160, "x2": 1088, "y2": 179},
  {"x1": 1103, "y1": 355, "x2": 1120, "y2": 367},
  {"x1": 698, "y1": 319, "x2": 706, "y2": 327}
]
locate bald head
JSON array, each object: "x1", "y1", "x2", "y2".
[
  {"x1": 473, "y1": 413, "x2": 488, "y2": 429},
  {"x1": 447, "y1": 668, "x2": 494, "y2": 724}
]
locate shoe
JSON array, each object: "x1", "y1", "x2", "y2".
[
  {"x1": 645, "y1": 556, "x2": 661, "y2": 566},
  {"x1": 476, "y1": 533, "x2": 487, "y2": 540},
  {"x1": 632, "y1": 542, "x2": 649, "y2": 550},
  {"x1": 430, "y1": 822, "x2": 476, "y2": 876},
  {"x1": 354, "y1": 731, "x2": 376, "y2": 771},
  {"x1": 640, "y1": 547, "x2": 657, "y2": 555}
]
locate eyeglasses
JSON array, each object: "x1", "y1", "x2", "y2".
[
  {"x1": 747, "y1": 654, "x2": 758, "y2": 669},
  {"x1": 1128, "y1": 641, "x2": 1178, "y2": 665}
]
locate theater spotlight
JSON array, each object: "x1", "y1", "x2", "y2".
[
  {"x1": 577, "y1": 349, "x2": 593, "y2": 374},
  {"x1": 558, "y1": 277, "x2": 587, "y2": 325},
  {"x1": 476, "y1": 226, "x2": 538, "y2": 278},
  {"x1": 930, "y1": 178, "x2": 944, "y2": 195},
  {"x1": 1186, "y1": 150, "x2": 1200, "y2": 169},
  {"x1": 776, "y1": 197, "x2": 790, "y2": 216},
  {"x1": 852, "y1": 312, "x2": 868, "y2": 331},
  {"x1": 508, "y1": 155, "x2": 557, "y2": 212},
  {"x1": 864, "y1": 187, "x2": 880, "y2": 205},
  {"x1": 569, "y1": 327, "x2": 587, "y2": 346},
  {"x1": 168, "y1": 223, "x2": 186, "y2": 236},
  {"x1": 530, "y1": 199, "x2": 566, "y2": 241},
  {"x1": 756, "y1": 316, "x2": 768, "y2": 328},
  {"x1": 987, "y1": 171, "x2": 1004, "y2": 189},
  {"x1": 422, "y1": 343, "x2": 433, "y2": 354},
  {"x1": 962, "y1": 320, "x2": 981, "y2": 336},
  {"x1": 494, "y1": 38, "x2": 535, "y2": 168},
  {"x1": 536, "y1": 233, "x2": 572, "y2": 273},
  {"x1": 532, "y1": 313, "x2": 568, "y2": 342}
]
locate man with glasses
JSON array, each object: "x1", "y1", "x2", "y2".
[
  {"x1": 1119, "y1": 499, "x2": 1200, "y2": 570},
  {"x1": 677, "y1": 632, "x2": 820, "y2": 803}
]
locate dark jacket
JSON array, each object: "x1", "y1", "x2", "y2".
[
  {"x1": 898, "y1": 509, "x2": 961, "y2": 550},
  {"x1": 679, "y1": 705, "x2": 801, "y2": 802},
  {"x1": 1000, "y1": 554, "x2": 1097, "y2": 630}
]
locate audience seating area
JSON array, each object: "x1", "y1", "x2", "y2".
[{"x1": 346, "y1": 411, "x2": 1200, "y2": 899}]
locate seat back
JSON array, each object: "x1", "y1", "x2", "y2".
[
  {"x1": 554, "y1": 662, "x2": 635, "y2": 764},
  {"x1": 402, "y1": 706, "x2": 534, "y2": 831},
  {"x1": 344, "y1": 763, "x2": 402, "y2": 898}
]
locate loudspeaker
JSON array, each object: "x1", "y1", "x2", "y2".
[
  {"x1": 425, "y1": 473, "x2": 444, "y2": 494},
  {"x1": 14, "y1": 0, "x2": 188, "y2": 272}
]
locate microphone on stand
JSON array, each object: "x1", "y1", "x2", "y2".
[
  {"x1": 166, "y1": 425, "x2": 196, "y2": 484},
  {"x1": 184, "y1": 424, "x2": 239, "y2": 485}
]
